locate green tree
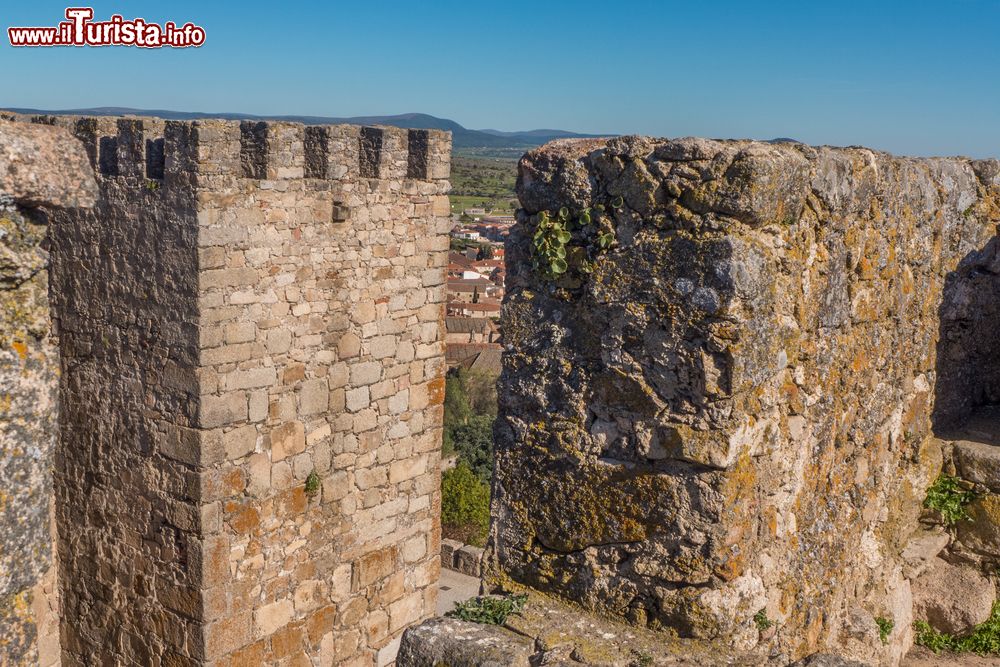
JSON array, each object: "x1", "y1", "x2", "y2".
[
  {"x1": 462, "y1": 370, "x2": 498, "y2": 417},
  {"x1": 441, "y1": 462, "x2": 490, "y2": 546},
  {"x1": 444, "y1": 373, "x2": 472, "y2": 421},
  {"x1": 443, "y1": 368, "x2": 498, "y2": 482},
  {"x1": 451, "y1": 414, "x2": 494, "y2": 483},
  {"x1": 443, "y1": 373, "x2": 472, "y2": 456}
]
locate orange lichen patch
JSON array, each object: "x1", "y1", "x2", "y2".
[
  {"x1": 427, "y1": 376, "x2": 446, "y2": 406},
  {"x1": 271, "y1": 621, "x2": 305, "y2": 659},
  {"x1": 766, "y1": 506, "x2": 779, "y2": 537},
  {"x1": 222, "y1": 467, "x2": 248, "y2": 497},
  {"x1": 227, "y1": 639, "x2": 267, "y2": 667},
  {"x1": 226, "y1": 501, "x2": 261, "y2": 535},
  {"x1": 721, "y1": 452, "x2": 757, "y2": 510},
  {"x1": 850, "y1": 349, "x2": 870, "y2": 373},
  {"x1": 713, "y1": 552, "x2": 746, "y2": 582},
  {"x1": 276, "y1": 487, "x2": 307, "y2": 517},
  {"x1": 11, "y1": 341, "x2": 28, "y2": 360},
  {"x1": 306, "y1": 605, "x2": 337, "y2": 644},
  {"x1": 510, "y1": 454, "x2": 681, "y2": 554}
]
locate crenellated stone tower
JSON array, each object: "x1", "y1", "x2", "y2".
[{"x1": 0, "y1": 113, "x2": 451, "y2": 666}]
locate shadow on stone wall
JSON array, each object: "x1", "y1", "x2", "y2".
[{"x1": 933, "y1": 228, "x2": 1000, "y2": 435}]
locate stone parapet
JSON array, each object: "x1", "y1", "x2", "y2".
[
  {"x1": 487, "y1": 135, "x2": 1000, "y2": 665},
  {"x1": 0, "y1": 118, "x2": 96, "y2": 667}
]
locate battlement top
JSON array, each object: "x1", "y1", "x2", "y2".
[{"x1": 0, "y1": 112, "x2": 451, "y2": 184}]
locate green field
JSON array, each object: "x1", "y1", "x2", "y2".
[{"x1": 449, "y1": 156, "x2": 518, "y2": 215}]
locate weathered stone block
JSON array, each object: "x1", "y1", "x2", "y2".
[
  {"x1": 299, "y1": 378, "x2": 329, "y2": 415},
  {"x1": 453, "y1": 545, "x2": 483, "y2": 578},
  {"x1": 356, "y1": 546, "x2": 398, "y2": 589},
  {"x1": 223, "y1": 424, "x2": 259, "y2": 460},
  {"x1": 254, "y1": 599, "x2": 295, "y2": 638},
  {"x1": 0, "y1": 118, "x2": 98, "y2": 207},
  {"x1": 911, "y1": 558, "x2": 995, "y2": 635},
  {"x1": 351, "y1": 361, "x2": 382, "y2": 386},
  {"x1": 346, "y1": 386, "x2": 370, "y2": 412},
  {"x1": 389, "y1": 591, "x2": 427, "y2": 632},
  {"x1": 397, "y1": 617, "x2": 533, "y2": 667},
  {"x1": 271, "y1": 421, "x2": 306, "y2": 462},
  {"x1": 389, "y1": 455, "x2": 427, "y2": 484},
  {"x1": 901, "y1": 528, "x2": 950, "y2": 579},
  {"x1": 954, "y1": 440, "x2": 1000, "y2": 492},
  {"x1": 957, "y1": 494, "x2": 1000, "y2": 557},
  {"x1": 200, "y1": 391, "x2": 249, "y2": 428},
  {"x1": 440, "y1": 539, "x2": 462, "y2": 569}
]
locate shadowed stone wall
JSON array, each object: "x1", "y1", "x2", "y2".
[
  {"x1": 49, "y1": 116, "x2": 205, "y2": 664},
  {"x1": 486, "y1": 135, "x2": 1000, "y2": 665}
]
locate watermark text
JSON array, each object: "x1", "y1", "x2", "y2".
[{"x1": 8, "y1": 8, "x2": 206, "y2": 48}]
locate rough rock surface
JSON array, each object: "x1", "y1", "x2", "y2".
[
  {"x1": 934, "y1": 229, "x2": 1000, "y2": 429},
  {"x1": 790, "y1": 656, "x2": 870, "y2": 667},
  {"x1": 953, "y1": 438, "x2": 1000, "y2": 492},
  {"x1": 0, "y1": 119, "x2": 96, "y2": 666},
  {"x1": 0, "y1": 118, "x2": 97, "y2": 207},
  {"x1": 488, "y1": 135, "x2": 1000, "y2": 665},
  {"x1": 900, "y1": 529, "x2": 950, "y2": 579},
  {"x1": 396, "y1": 617, "x2": 535, "y2": 667},
  {"x1": 911, "y1": 558, "x2": 995, "y2": 634}
]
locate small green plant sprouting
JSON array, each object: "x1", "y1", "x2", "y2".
[
  {"x1": 754, "y1": 609, "x2": 773, "y2": 631},
  {"x1": 304, "y1": 470, "x2": 321, "y2": 496},
  {"x1": 145, "y1": 179, "x2": 161, "y2": 191},
  {"x1": 446, "y1": 594, "x2": 528, "y2": 625},
  {"x1": 529, "y1": 196, "x2": 624, "y2": 284},
  {"x1": 531, "y1": 209, "x2": 572, "y2": 279},
  {"x1": 876, "y1": 617, "x2": 893, "y2": 645},
  {"x1": 915, "y1": 602, "x2": 1000, "y2": 655},
  {"x1": 963, "y1": 204, "x2": 976, "y2": 218},
  {"x1": 915, "y1": 621, "x2": 953, "y2": 654},
  {"x1": 923, "y1": 474, "x2": 978, "y2": 525}
]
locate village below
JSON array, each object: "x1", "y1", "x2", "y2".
[{"x1": 438, "y1": 155, "x2": 515, "y2": 552}]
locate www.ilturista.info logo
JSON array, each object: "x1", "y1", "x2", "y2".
[{"x1": 8, "y1": 8, "x2": 205, "y2": 48}]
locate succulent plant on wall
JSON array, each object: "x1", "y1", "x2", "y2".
[{"x1": 529, "y1": 195, "x2": 624, "y2": 286}]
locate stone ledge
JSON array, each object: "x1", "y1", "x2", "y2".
[
  {"x1": 397, "y1": 592, "x2": 872, "y2": 666},
  {"x1": 397, "y1": 616, "x2": 535, "y2": 667}
]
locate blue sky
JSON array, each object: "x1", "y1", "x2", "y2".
[{"x1": 1, "y1": 1, "x2": 999, "y2": 157}]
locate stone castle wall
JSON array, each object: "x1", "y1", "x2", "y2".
[
  {"x1": 1, "y1": 114, "x2": 450, "y2": 666},
  {"x1": 487, "y1": 135, "x2": 1000, "y2": 665}
]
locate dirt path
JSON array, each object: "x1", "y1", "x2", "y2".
[{"x1": 902, "y1": 646, "x2": 1000, "y2": 666}]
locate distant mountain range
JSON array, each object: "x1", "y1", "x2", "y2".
[{"x1": 3, "y1": 107, "x2": 607, "y2": 152}]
